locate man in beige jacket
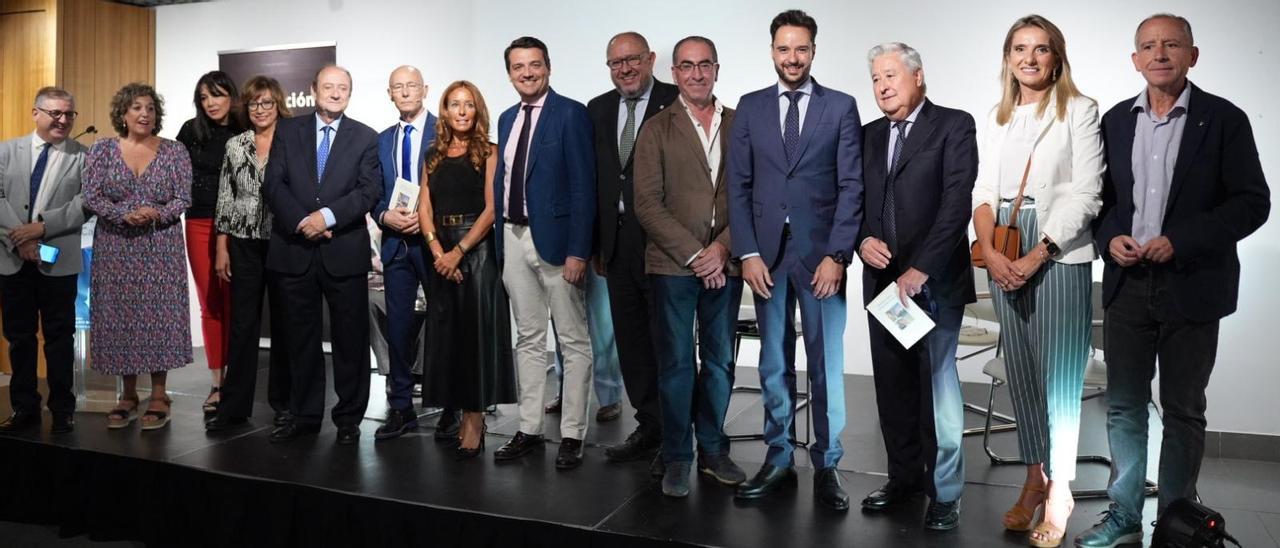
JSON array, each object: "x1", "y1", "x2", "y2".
[{"x1": 633, "y1": 35, "x2": 745, "y2": 498}]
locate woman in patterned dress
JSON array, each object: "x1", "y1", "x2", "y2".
[
  {"x1": 205, "y1": 75, "x2": 292, "y2": 431},
  {"x1": 82, "y1": 83, "x2": 193, "y2": 431}
]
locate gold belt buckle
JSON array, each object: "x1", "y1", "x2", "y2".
[{"x1": 443, "y1": 214, "x2": 464, "y2": 226}]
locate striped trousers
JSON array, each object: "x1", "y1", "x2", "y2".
[{"x1": 990, "y1": 200, "x2": 1092, "y2": 481}]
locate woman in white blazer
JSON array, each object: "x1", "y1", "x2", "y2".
[{"x1": 971, "y1": 15, "x2": 1103, "y2": 548}]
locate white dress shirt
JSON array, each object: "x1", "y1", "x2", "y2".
[
  {"x1": 502, "y1": 92, "x2": 548, "y2": 219},
  {"x1": 29, "y1": 132, "x2": 68, "y2": 220},
  {"x1": 392, "y1": 110, "x2": 430, "y2": 184}
]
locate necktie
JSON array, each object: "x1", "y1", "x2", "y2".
[
  {"x1": 317, "y1": 126, "x2": 333, "y2": 185},
  {"x1": 29, "y1": 143, "x2": 50, "y2": 221},
  {"x1": 618, "y1": 98, "x2": 639, "y2": 166},
  {"x1": 509, "y1": 105, "x2": 535, "y2": 223},
  {"x1": 401, "y1": 125, "x2": 414, "y2": 182},
  {"x1": 783, "y1": 91, "x2": 802, "y2": 163},
  {"x1": 883, "y1": 120, "x2": 908, "y2": 253}
]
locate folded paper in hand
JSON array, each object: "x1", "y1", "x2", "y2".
[
  {"x1": 864, "y1": 282, "x2": 936, "y2": 349},
  {"x1": 391, "y1": 178, "x2": 419, "y2": 211}
]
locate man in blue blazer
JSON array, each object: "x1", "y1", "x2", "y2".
[
  {"x1": 491, "y1": 36, "x2": 597, "y2": 470},
  {"x1": 1079, "y1": 14, "x2": 1270, "y2": 548},
  {"x1": 263, "y1": 65, "x2": 383, "y2": 446},
  {"x1": 369, "y1": 65, "x2": 453, "y2": 442},
  {"x1": 727, "y1": 10, "x2": 863, "y2": 510}
]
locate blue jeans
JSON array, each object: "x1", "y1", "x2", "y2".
[
  {"x1": 651, "y1": 274, "x2": 741, "y2": 464},
  {"x1": 551, "y1": 268, "x2": 623, "y2": 407},
  {"x1": 1104, "y1": 268, "x2": 1219, "y2": 525}
]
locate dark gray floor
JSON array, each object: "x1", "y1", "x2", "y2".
[{"x1": 2, "y1": 347, "x2": 1278, "y2": 547}]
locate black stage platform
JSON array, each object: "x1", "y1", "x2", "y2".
[{"x1": 2, "y1": 355, "x2": 1279, "y2": 548}]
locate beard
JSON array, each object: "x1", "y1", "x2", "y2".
[{"x1": 774, "y1": 62, "x2": 811, "y2": 86}]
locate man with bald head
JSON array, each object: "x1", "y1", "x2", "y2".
[
  {"x1": 586, "y1": 31, "x2": 679, "y2": 470},
  {"x1": 264, "y1": 64, "x2": 383, "y2": 445},
  {"x1": 369, "y1": 65, "x2": 453, "y2": 441},
  {"x1": 1079, "y1": 13, "x2": 1269, "y2": 547}
]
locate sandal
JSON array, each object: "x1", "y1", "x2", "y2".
[
  {"x1": 1003, "y1": 484, "x2": 1046, "y2": 531},
  {"x1": 141, "y1": 396, "x2": 174, "y2": 431},
  {"x1": 203, "y1": 386, "x2": 221, "y2": 415},
  {"x1": 107, "y1": 396, "x2": 141, "y2": 429},
  {"x1": 1028, "y1": 497, "x2": 1074, "y2": 547}
]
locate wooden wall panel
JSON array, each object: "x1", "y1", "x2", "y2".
[
  {"x1": 0, "y1": 0, "x2": 57, "y2": 141},
  {"x1": 58, "y1": 0, "x2": 155, "y2": 145}
]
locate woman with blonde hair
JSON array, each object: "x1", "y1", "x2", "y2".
[
  {"x1": 970, "y1": 14, "x2": 1104, "y2": 547},
  {"x1": 417, "y1": 81, "x2": 515, "y2": 459}
]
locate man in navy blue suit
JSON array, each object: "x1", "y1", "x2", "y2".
[
  {"x1": 727, "y1": 10, "x2": 863, "y2": 510},
  {"x1": 370, "y1": 65, "x2": 459, "y2": 442},
  {"x1": 490, "y1": 36, "x2": 597, "y2": 470},
  {"x1": 263, "y1": 65, "x2": 383, "y2": 445},
  {"x1": 1078, "y1": 14, "x2": 1270, "y2": 547}
]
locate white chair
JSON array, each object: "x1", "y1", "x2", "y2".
[{"x1": 975, "y1": 281, "x2": 1158, "y2": 499}]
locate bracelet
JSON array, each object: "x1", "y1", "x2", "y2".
[
  {"x1": 457, "y1": 240, "x2": 470, "y2": 254},
  {"x1": 424, "y1": 231, "x2": 436, "y2": 243}
]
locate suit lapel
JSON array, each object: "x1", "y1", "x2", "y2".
[
  {"x1": 1165, "y1": 84, "x2": 1210, "y2": 217},
  {"x1": 604, "y1": 90, "x2": 622, "y2": 171},
  {"x1": 669, "y1": 107, "x2": 712, "y2": 185},
  {"x1": 305, "y1": 118, "x2": 320, "y2": 188},
  {"x1": 867, "y1": 118, "x2": 888, "y2": 191},
  {"x1": 715, "y1": 109, "x2": 735, "y2": 191},
  {"x1": 11, "y1": 139, "x2": 33, "y2": 211},
  {"x1": 890, "y1": 101, "x2": 937, "y2": 181},
  {"x1": 789, "y1": 82, "x2": 827, "y2": 174},
  {"x1": 526, "y1": 91, "x2": 554, "y2": 180},
  {"x1": 36, "y1": 143, "x2": 81, "y2": 214}
]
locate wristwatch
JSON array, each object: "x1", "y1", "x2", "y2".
[
  {"x1": 828, "y1": 252, "x2": 849, "y2": 266},
  {"x1": 1040, "y1": 236, "x2": 1061, "y2": 258}
]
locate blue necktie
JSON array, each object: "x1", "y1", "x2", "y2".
[
  {"x1": 783, "y1": 91, "x2": 802, "y2": 163},
  {"x1": 317, "y1": 126, "x2": 333, "y2": 184},
  {"x1": 29, "y1": 143, "x2": 50, "y2": 221},
  {"x1": 401, "y1": 125, "x2": 414, "y2": 182}
]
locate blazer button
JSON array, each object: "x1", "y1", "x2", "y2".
[
  {"x1": 780, "y1": 203, "x2": 788, "y2": 210},
  {"x1": 618, "y1": 174, "x2": 626, "y2": 180}
]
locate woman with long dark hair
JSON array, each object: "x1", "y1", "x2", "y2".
[{"x1": 176, "y1": 70, "x2": 244, "y2": 417}]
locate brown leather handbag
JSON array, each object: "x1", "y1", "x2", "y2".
[{"x1": 972, "y1": 155, "x2": 1032, "y2": 268}]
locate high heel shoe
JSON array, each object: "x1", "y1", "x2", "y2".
[
  {"x1": 453, "y1": 423, "x2": 487, "y2": 460},
  {"x1": 1028, "y1": 496, "x2": 1074, "y2": 547},
  {"x1": 1003, "y1": 485, "x2": 1046, "y2": 531}
]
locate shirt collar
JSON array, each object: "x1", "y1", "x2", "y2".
[
  {"x1": 30, "y1": 131, "x2": 65, "y2": 151},
  {"x1": 399, "y1": 110, "x2": 428, "y2": 132},
  {"x1": 776, "y1": 77, "x2": 814, "y2": 98},
  {"x1": 1132, "y1": 83, "x2": 1191, "y2": 119},
  {"x1": 620, "y1": 77, "x2": 655, "y2": 104},
  {"x1": 895, "y1": 99, "x2": 925, "y2": 127},
  {"x1": 678, "y1": 94, "x2": 723, "y2": 115},
  {"x1": 315, "y1": 113, "x2": 343, "y2": 132},
  {"x1": 522, "y1": 91, "x2": 550, "y2": 109}
]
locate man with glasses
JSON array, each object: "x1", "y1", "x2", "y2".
[
  {"x1": 633, "y1": 35, "x2": 746, "y2": 497},
  {"x1": 0, "y1": 87, "x2": 89, "y2": 434},
  {"x1": 586, "y1": 31, "x2": 678, "y2": 472},
  {"x1": 370, "y1": 65, "x2": 454, "y2": 442}
]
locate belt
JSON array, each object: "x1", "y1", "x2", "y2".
[{"x1": 438, "y1": 213, "x2": 479, "y2": 227}]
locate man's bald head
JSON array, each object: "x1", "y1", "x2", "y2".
[{"x1": 387, "y1": 65, "x2": 428, "y2": 121}]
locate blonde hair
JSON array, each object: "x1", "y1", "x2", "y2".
[{"x1": 996, "y1": 15, "x2": 1083, "y2": 126}]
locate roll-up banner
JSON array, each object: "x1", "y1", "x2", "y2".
[{"x1": 218, "y1": 42, "x2": 337, "y2": 118}]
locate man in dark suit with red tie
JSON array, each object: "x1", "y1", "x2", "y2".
[{"x1": 263, "y1": 65, "x2": 383, "y2": 446}]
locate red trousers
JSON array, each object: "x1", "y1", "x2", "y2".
[{"x1": 185, "y1": 218, "x2": 230, "y2": 369}]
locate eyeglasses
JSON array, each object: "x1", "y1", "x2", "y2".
[
  {"x1": 607, "y1": 54, "x2": 649, "y2": 71},
  {"x1": 36, "y1": 107, "x2": 78, "y2": 120},
  {"x1": 247, "y1": 100, "x2": 277, "y2": 111},
  {"x1": 389, "y1": 82, "x2": 423, "y2": 93},
  {"x1": 674, "y1": 61, "x2": 717, "y2": 74}
]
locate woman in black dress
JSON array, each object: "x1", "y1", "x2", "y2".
[{"x1": 417, "y1": 80, "x2": 515, "y2": 459}]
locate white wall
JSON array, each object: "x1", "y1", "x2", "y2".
[{"x1": 155, "y1": 0, "x2": 1280, "y2": 435}]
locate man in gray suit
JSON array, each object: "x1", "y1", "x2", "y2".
[{"x1": 0, "y1": 86, "x2": 88, "y2": 434}]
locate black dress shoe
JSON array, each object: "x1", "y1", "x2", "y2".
[
  {"x1": 861, "y1": 479, "x2": 924, "y2": 511},
  {"x1": 595, "y1": 402, "x2": 621, "y2": 422},
  {"x1": 0, "y1": 412, "x2": 40, "y2": 433},
  {"x1": 433, "y1": 408, "x2": 461, "y2": 441},
  {"x1": 204, "y1": 415, "x2": 249, "y2": 432},
  {"x1": 734, "y1": 464, "x2": 797, "y2": 499},
  {"x1": 336, "y1": 425, "x2": 361, "y2": 445},
  {"x1": 605, "y1": 428, "x2": 660, "y2": 462},
  {"x1": 543, "y1": 397, "x2": 562, "y2": 414},
  {"x1": 814, "y1": 467, "x2": 850, "y2": 511},
  {"x1": 556, "y1": 438, "x2": 584, "y2": 470},
  {"x1": 924, "y1": 498, "x2": 961, "y2": 531},
  {"x1": 269, "y1": 421, "x2": 320, "y2": 443},
  {"x1": 375, "y1": 407, "x2": 419, "y2": 441},
  {"x1": 494, "y1": 431, "x2": 544, "y2": 461},
  {"x1": 273, "y1": 410, "x2": 293, "y2": 427},
  {"x1": 50, "y1": 414, "x2": 75, "y2": 434}
]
